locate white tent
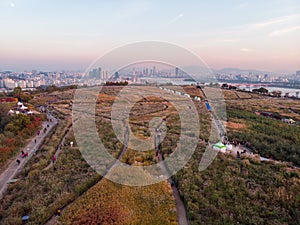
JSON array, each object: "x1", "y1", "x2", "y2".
[
  {"x1": 21, "y1": 105, "x2": 28, "y2": 110},
  {"x1": 194, "y1": 96, "x2": 201, "y2": 101},
  {"x1": 17, "y1": 102, "x2": 23, "y2": 106},
  {"x1": 226, "y1": 144, "x2": 233, "y2": 150}
]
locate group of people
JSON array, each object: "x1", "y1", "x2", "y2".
[
  {"x1": 21, "y1": 150, "x2": 29, "y2": 158},
  {"x1": 15, "y1": 115, "x2": 54, "y2": 167},
  {"x1": 231, "y1": 140, "x2": 248, "y2": 147},
  {"x1": 16, "y1": 126, "x2": 42, "y2": 166},
  {"x1": 16, "y1": 124, "x2": 59, "y2": 167},
  {"x1": 16, "y1": 150, "x2": 29, "y2": 165}
]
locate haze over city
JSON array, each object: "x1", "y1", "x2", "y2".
[
  {"x1": 1, "y1": 1, "x2": 300, "y2": 225},
  {"x1": 1, "y1": 0, "x2": 300, "y2": 72}
]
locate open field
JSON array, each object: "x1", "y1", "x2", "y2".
[
  {"x1": 1, "y1": 85, "x2": 300, "y2": 225},
  {"x1": 174, "y1": 144, "x2": 300, "y2": 225},
  {"x1": 0, "y1": 86, "x2": 185, "y2": 224},
  {"x1": 223, "y1": 89, "x2": 300, "y2": 166},
  {"x1": 60, "y1": 178, "x2": 177, "y2": 225}
]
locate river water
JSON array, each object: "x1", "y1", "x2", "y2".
[
  {"x1": 234, "y1": 85, "x2": 300, "y2": 98},
  {"x1": 131, "y1": 77, "x2": 300, "y2": 98}
]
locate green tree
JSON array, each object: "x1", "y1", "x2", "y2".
[
  {"x1": 20, "y1": 93, "x2": 33, "y2": 102},
  {"x1": 221, "y1": 83, "x2": 228, "y2": 89},
  {"x1": 0, "y1": 91, "x2": 6, "y2": 98},
  {"x1": 253, "y1": 87, "x2": 268, "y2": 94},
  {"x1": 4, "y1": 123, "x2": 19, "y2": 134},
  {"x1": 12, "y1": 114, "x2": 30, "y2": 130},
  {"x1": 271, "y1": 90, "x2": 282, "y2": 97},
  {"x1": 13, "y1": 86, "x2": 22, "y2": 98}
]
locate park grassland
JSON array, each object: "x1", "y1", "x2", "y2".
[
  {"x1": 0, "y1": 107, "x2": 101, "y2": 225},
  {"x1": 227, "y1": 107, "x2": 300, "y2": 166},
  {"x1": 60, "y1": 178, "x2": 177, "y2": 225},
  {"x1": 1, "y1": 86, "x2": 300, "y2": 225},
  {"x1": 0, "y1": 87, "x2": 180, "y2": 225},
  {"x1": 59, "y1": 87, "x2": 179, "y2": 225},
  {"x1": 224, "y1": 89, "x2": 300, "y2": 167},
  {"x1": 172, "y1": 88, "x2": 300, "y2": 224},
  {"x1": 174, "y1": 145, "x2": 300, "y2": 225}
]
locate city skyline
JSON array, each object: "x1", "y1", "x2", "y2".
[{"x1": 0, "y1": 0, "x2": 300, "y2": 72}]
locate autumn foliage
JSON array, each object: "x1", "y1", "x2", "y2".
[
  {"x1": 61, "y1": 179, "x2": 177, "y2": 225},
  {"x1": 0, "y1": 110, "x2": 43, "y2": 170}
]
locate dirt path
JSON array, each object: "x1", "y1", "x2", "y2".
[
  {"x1": 43, "y1": 124, "x2": 72, "y2": 171},
  {"x1": 155, "y1": 124, "x2": 189, "y2": 225},
  {"x1": 0, "y1": 113, "x2": 57, "y2": 199}
]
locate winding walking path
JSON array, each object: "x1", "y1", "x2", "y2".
[
  {"x1": 155, "y1": 123, "x2": 189, "y2": 225},
  {"x1": 0, "y1": 113, "x2": 57, "y2": 199}
]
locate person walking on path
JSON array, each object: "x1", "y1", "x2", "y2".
[
  {"x1": 52, "y1": 155, "x2": 56, "y2": 164},
  {"x1": 0, "y1": 113, "x2": 58, "y2": 200},
  {"x1": 56, "y1": 209, "x2": 61, "y2": 216}
]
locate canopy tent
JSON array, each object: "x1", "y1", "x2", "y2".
[
  {"x1": 20, "y1": 105, "x2": 28, "y2": 110},
  {"x1": 194, "y1": 96, "x2": 201, "y2": 101},
  {"x1": 213, "y1": 141, "x2": 226, "y2": 153},
  {"x1": 226, "y1": 144, "x2": 233, "y2": 150},
  {"x1": 288, "y1": 119, "x2": 296, "y2": 124},
  {"x1": 22, "y1": 215, "x2": 29, "y2": 222},
  {"x1": 205, "y1": 102, "x2": 212, "y2": 111}
]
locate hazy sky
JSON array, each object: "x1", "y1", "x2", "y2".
[{"x1": 1, "y1": 0, "x2": 300, "y2": 72}]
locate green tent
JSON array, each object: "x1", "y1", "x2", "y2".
[{"x1": 213, "y1": 142, "x2": 226, "y2": 152}]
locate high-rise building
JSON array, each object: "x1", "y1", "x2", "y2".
[
  {"x1": 89, "y1": 67, "x2": 101, "y2": 78},
  {"x1": 3, "y1": 78, "x2": 16, "y2": 89},
  {"x1": 114, "y1": 72, "x2": 119, "y2": 79},
  {"x1": 295, "y1": 71, "x2": 300, "y2": 81},
  {"x1": 101, "y1": 70, "x2": 109, "y2": 80},
  {"x1": 175, "y1": 67, "x2": 179, "y2": 77}
]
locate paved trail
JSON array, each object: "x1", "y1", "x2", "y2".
[{"x1": 0, "y1": 113, "x2": 57, "y2": 199}]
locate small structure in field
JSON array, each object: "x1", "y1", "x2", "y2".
[
  {"x1": 213, "y1": 142, "x2": 226, "y2": 153},
  {"x1": 282, "y1": 118, "x2": 296, "y2": 124}
]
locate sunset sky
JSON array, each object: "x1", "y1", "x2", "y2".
[{"x1": 1, "y1": 0, "x2": 300, "y2": 73}]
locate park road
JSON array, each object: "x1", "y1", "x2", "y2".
[{"x1": 0, "y1": 113, "x2": 57, "y2": 199}]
